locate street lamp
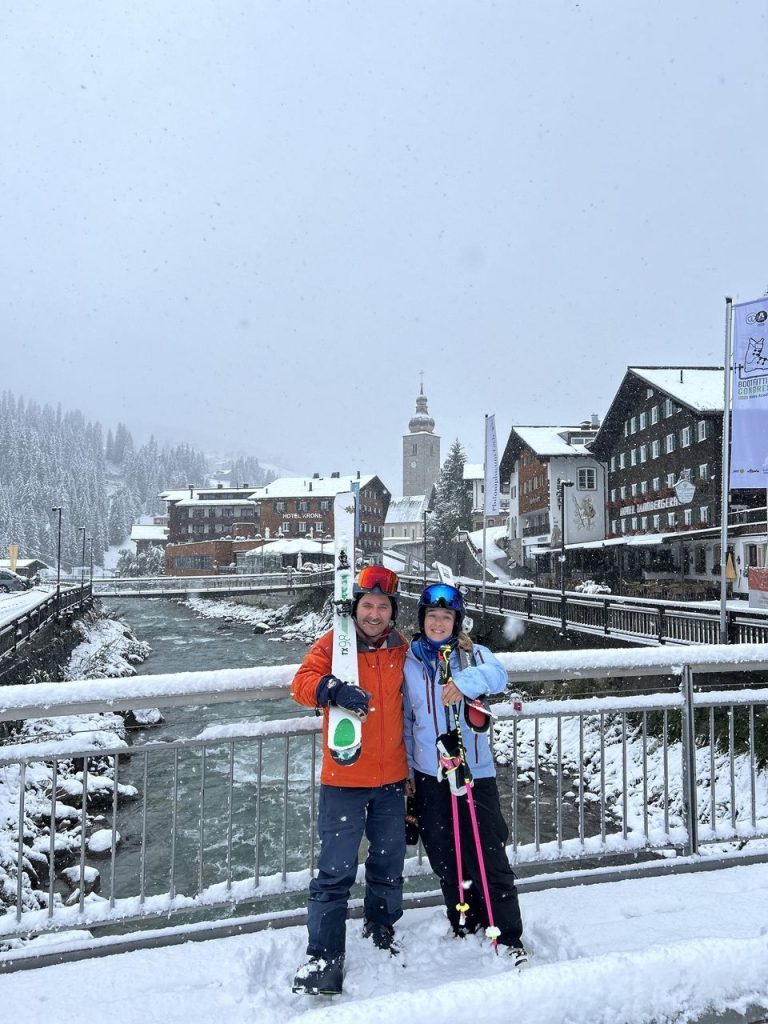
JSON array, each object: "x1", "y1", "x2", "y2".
[
  {"x1": 558, "y1": 480, "x2": 574, "y2": 636},
  {"x1": 79, "y1": 526, "x2": 86, "y2": 592},
  {"x1": 422, "y1": 501, "x2": 433, "y2": 588},
  {"x1": 51, "y1": 506, "x2": 62, "y2": 614},
  {"x1": 88, "y1": 536, "x2": 94, "y2": 586}
]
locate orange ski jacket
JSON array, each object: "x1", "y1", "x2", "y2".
[{"x1": 291, "y1": 627, "x2": 409, "y2": 787}]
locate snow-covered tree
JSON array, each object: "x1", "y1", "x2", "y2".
[{"x1": 428, "y1": 438, "x2": 473, "y2": 563}]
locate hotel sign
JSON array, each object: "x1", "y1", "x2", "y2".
[{"x1": 620, "y1": 496, "x2": 680, "y2": 517}]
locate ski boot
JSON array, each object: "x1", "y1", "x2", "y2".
[{"x1": 291, "y1": 954, "x2": 344, "y2": 995}]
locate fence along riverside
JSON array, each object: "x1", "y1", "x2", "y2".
[{"x1": 0, "y1": 646, "x2": 767, "y2": 970}]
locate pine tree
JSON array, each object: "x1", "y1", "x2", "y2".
[{"x1": 428, "y1": 439, "x2": 472, "y2": 564}]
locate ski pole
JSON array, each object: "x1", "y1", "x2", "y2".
[{"x1": 438, "y1": 644, "x2": 501, "y2": 952}]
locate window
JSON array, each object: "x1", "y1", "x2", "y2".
[
  {"x1": 652, "y1": 477, "x2": 661, "y2": 492},
  {"x1": 640, "y1": 516, "x2": 648, "y2": 530},
  {"x1": 412, "y1": 444, "x2": 417, "y2": 455},
  {"x1": 612, "y1": 518, "x2": 619, "y2": 533},
  {"x1": 624, "y1": 420, "x2": 630, "y2": 437},
  {"x1": 666, "y1": 472, "x2": 676, "y2": 488},
  {"x1": 610, "y1": 455, "x2": 616, "y2": 472},
  {"x1": 698, "y1": 463, "x2": 709, "y2": 482},
  {"x1": 651, "y1": 439, "x2": 661, "y2": 459},
  {"x1": 700, "y1": 506, "x2": 710, "y2": 524},
  {"x1": 298, "y1": 500, "x2": 309, "y2": 512},
  {"x1": 639, "y1": 411, "x2": 647, "y2": 430},
  {"x1": 665, "y1": 433, "x2": 676, "y2": 454},
  {"x1": 610, "y1": 488, "x2": 617, "y2": 502},
  {"x1": 631, "y1": 516, "x2": 638, "y2": 530},
  {"x1": 618, "y1": 452, "x2": 626, "y2": 469},
  {"x1": 630, "y1": 416, "x2": 637, "y2": 434},
  {"x1": 697, "y1": 420, "x2": 708, "y2": 441},
  {"x1": 630, "y1": 448, "x2": 638, "y2": 466},
  {"x1": 620, "y1": 485, "x2": 627, "y2": 499},
  {"x1": 653, "y1": 514, "x2": 661, "y2": 530},
  {"x1": 275, "y1": 501, "x2": 286, "y2": 513},
  {"x1": 681, "y1": 426, "x2": 691, "y2": 448},
  {"x1": 320, "y1": 499, "x2": 330, "y2": 511},
  {"x1": 577, "y1": 468, "x2": 596, "y2": 489},
  {"x1": 646, "y1": 388, "x2": 654, "y2": 399},
  {"x1": 639, "y1": 444, "x2": 648, "y2": 463},
  {"x1": 664, "y1": 398, "x2": 674, "y2": 418},
  {"x1": 667, "y1": 511, "x2": 677, "y2": 528},
  {"x1": 298, "y1": 521, "x2": 307, "y2": 533},
  {"x1": 695, "y1": 547, "x2": 706, "y2": 573},
  {"x1": 651, "y1": 405, "x2": 659, "y2": 425},
  {"x1": 640, "y1": 480, "x2": 648, "y2": 495},
  {"x1": 683, "y1": 509, "x2": 693, "y2": 526},
  {"x1": 631, "y1": 482, "x2": 638, "y2": 497},
  {"x1": 620, "y1": 518, "x2": 627, "y2": 533}
]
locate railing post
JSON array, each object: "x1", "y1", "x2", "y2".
[
  {"x1": 679, "y1": 665, "x2": 699, "y2": 856},
  {"x1": 526, "y1": 588, "x2": 533, "y2": 620},
  {"x1": 603, "y1": 598, "x2": 610, "y2": 636},
  {"x1": 656, "y1": 605, "x2": 666, "y2": 644}
]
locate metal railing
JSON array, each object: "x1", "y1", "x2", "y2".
[
  {"x1": 92, "y1": 570, "x2": 332, "y2": 598},
  {"x1": 400, "y1": 576, "x2": 768, "y2": 646},
  {"x1": 0, "y1": 585, "x2": 92, "y2": 663},
  {"x1": 1, "y1": 647, "x2": 767, "y2": 967}
]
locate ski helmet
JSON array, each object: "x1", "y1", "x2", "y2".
[{"x1": 417, "y1": 582, "x2": 464, "y2": 635}]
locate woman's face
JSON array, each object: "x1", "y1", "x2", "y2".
[{"x1": 423, "y1": 607, "x2": 456, "y2": 643}]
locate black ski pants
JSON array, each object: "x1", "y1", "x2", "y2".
[{"x1": 413, "y1": 770, "x2": 523, "y2": 946}]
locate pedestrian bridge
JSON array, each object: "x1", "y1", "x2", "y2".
[
  {"x1": 1, "y1": 644, "x2": 767, "y2": 972},
  {"x1": 93, "y1": 570, "x2": 332, "y2": 600}
]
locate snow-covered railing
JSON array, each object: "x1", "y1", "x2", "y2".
[
  {"x1": 400, "y1": 576, "x2": 768, "y2": 646},
  {"x1": 0, "y1": 585, "x2": 92, "y2": 664},
  {"x1": 1, "y1": 647, "x2": 767, "y2": 968},
  {"x1": 92, "y1": 570, "x2": 332, "y2": 598}
]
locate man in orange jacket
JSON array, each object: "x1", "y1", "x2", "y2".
[{"x1": 291, "y1": 565, "x2": 408, "y2": 996}]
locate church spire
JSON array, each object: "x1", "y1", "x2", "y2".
[{"x1": 408, "y1": 377, "x2": 435, "y2": 434}]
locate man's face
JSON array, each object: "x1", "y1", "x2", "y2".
[{"x1": 355, "y1": 593, "x2": 393, "y2": 639}]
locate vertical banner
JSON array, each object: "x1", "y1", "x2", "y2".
[
  {"x1": 484, "y1": 413, "x2": 500, "y2": 515},
  {"x1": 731, "y1": 296, "x2": 768, "y2": 489}
]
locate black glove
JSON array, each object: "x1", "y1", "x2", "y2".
[{"x1": 316, "y1": 675, "x2": 370, "y2": 718}]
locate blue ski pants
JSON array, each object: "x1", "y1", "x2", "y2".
[{"x1": 306, "y1": 781, "x2": 406, "y2": 957}]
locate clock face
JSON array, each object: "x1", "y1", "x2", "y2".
[{"x1": 410, "y1": 460, "x2": 417, "y2": 468}]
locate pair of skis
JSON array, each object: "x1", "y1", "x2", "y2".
[{"x1": 327, "y1": 492, "x2": 364, "y2": 766}]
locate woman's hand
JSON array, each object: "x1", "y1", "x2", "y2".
[{"x1": 441, "y1": 681, "x2": 463, "y2": 705}]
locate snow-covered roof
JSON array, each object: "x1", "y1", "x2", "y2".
[
  {"x1": 385, "y1": 495, "x2": 429, "y2": 524},
  {"x1": 511, "y1": 426, "x2": 596, "y2": 458},
  {"x1": 0, "y1": 559, "x2": 49, "y2": 570},
  {"x1": 629, "y1": 367, "x2": 724, "y2": 413},
  {"x1": 463, "y1": 463, "x2": 484, "y2": 480},
  {"x1": 250, "y1": 474, "x2": 378, "y2": 498},
  {"x1": 174, "y1": 498, "x2": 255, "y2": 507},
  {"x1": 130, "y1": 525, "x2": 169, "y2": 542},
  {"x1": 244, "y1": 539, "x2": 326, "y2": 556}
]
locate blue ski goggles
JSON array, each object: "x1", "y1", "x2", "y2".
[{"x1": 420, "y1": 583, "x2": 463, "y2": 611}]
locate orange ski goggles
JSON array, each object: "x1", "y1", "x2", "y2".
[{"x1": 355, "y1": 565, "x2": 400, "y2": 596}]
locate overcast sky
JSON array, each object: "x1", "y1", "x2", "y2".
[{"x1": 2, "y1": 1, "x2": 766, "y2": 493}]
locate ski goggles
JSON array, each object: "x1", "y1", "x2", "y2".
[
  {"x1": 355, "y1": 565, "x2": 400, "y2": 596},
  {"x1": 421, "y1": 583, "x2": 463, "y2": 610}
]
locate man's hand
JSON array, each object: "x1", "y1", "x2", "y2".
[{"x1": 316, "y1": 675, "x2": 371, "y2": 719}]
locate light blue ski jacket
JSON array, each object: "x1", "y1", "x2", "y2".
[{"x1": 403, "y1": 638, "x2": 508, "y2": 780}]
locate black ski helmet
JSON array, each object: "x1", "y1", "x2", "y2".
[
  {"x1": 417, "y1": 582, "x2": 464, "y2": 635},
  {"x1": 351, "y1": 565, "x2": 400, "y2": 623}
]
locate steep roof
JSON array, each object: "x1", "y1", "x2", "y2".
[
  {"x1": 629, "y1": 367, "x2": 724, "y2": 413},
  {"x1": 249, "y1": 474, "x2": 380, "y2": 499},
  {"x1": 385, "y1": 495, "x2": 430, "y2": 524}
]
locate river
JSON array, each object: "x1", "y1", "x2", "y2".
[{"x1": 100, "y1": 597, "x2": 605, "y2": 905}]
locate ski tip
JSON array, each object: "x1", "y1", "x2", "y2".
[{"x1": 329, "y1": 745, "x2": 362, "y2": 766}]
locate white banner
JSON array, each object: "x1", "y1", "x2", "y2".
[
  {"x1": 484, "y1": 414, "x2": 500, "y2": 516},
  {"x1": 731, "y1": 296, "x2": 768, "y2": 489}
]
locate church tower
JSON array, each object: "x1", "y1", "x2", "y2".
[{"x1": 402, "y1": 381, "x2": 440, "y2": 497}]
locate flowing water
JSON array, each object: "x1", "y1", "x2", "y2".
[{"x1": 98, "y1": 597, "x2": 605, "y2": 904}]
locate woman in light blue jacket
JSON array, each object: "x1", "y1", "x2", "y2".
[{"x1": 403, "y1": 583, "x2": 526, "y2": 966}]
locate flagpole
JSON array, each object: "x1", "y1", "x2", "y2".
[
  {"x1": 482, "y1": 414, "x2": 488, "y2": 619},
  {"x1": 719, "y1": 297, "x2": 733, "y2": 644}
]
